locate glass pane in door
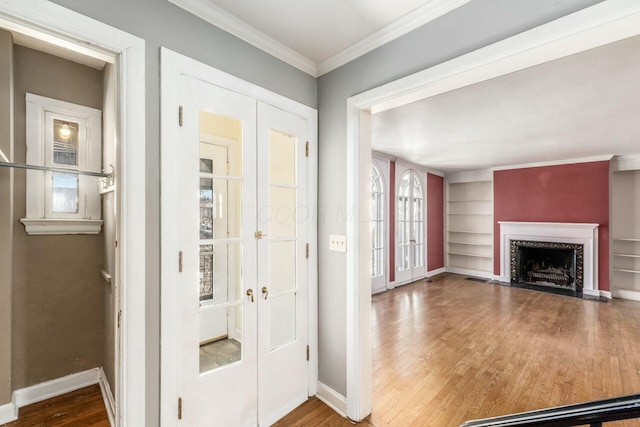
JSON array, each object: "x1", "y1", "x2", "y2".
[
  {"x1": 267, "y1": 128, "x2": 298, "y2": 351},
  {"x1": 198, "y1": 111, "x2": 244, "y2": 374}
]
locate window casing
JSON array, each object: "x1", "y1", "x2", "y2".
[
  {"x1": 371, "y1": 163, "x2": 384, "y2": 278},
  {"x1": 21, "y1": 94, "x2": 103, "y2": 235}
]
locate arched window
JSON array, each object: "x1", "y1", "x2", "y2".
[{"x1": 371, "y1": 164, "x2": 385, "y2": 278}]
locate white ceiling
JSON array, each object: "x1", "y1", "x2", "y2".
[
  {"x1": 168, "y1": 0, "x2": 472, "y2": 76},
  {"x1": 371, "y1": 35, "x2": 640, "y2": 173}
]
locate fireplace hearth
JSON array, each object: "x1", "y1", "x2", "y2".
[{"x1": 510, "y1": 240, "x2": 584, "y2": 295}]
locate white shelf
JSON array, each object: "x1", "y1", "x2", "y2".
[
  {"x1": 448, "y1": 213, "x2": 492, "y2": 216},
  {"x1": 614, "y1": 268, "x2": 640, "y2": 274},
  {"x1": 613, "y1": 253, "x2": 640, "y2": 258},
  {"x1": 448, "y1": 251, "x2": 492, "y2": 259},
  {"x1": 448, "y1": 199, "x2": 492, "y2": 203},
  {"x1": 448, "y1": 230, "x2": 492, "y2": 235},
  {"x1": 613, "y1": 238, "x2": 640, "y2": 242},
  {"x1": 449, "y1": 241, "x2": 492, "y2": 247}
]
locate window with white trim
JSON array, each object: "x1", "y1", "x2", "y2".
[{"x1": 21, "y1": 93, "x2": 103, "y2": 235}]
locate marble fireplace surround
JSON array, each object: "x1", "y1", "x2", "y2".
[{"x1": 498, "y1": 222, "x2": 599, "y2": 297}]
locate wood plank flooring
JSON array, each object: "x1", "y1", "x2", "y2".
[
  {"x1": 276, "y1": 273, "x2": 640, "y2": 427},
  {"x1": 2, "y1": 384, "x2": 109, "y2": 426}
]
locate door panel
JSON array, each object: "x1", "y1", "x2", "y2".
[
  {"x1": 395, "y1": 164, "x2": 426, "y2": 285},
  {"x1": 178, "y1": 76, "x2": 258, "y2": 426},
  {"x1": 257, "y1": 102, "x2": 309, "y2": 426}
]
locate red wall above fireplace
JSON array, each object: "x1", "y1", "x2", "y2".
[{"x1": 493, "y1": 161, "x2": 610, "y2": 291}]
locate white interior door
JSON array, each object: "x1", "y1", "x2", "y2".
[
  {"x1": 395, "y1": 165, "x2": 426, "y2": 285},
  {"x1": 178, "y1": 76, "x2": 258, "y2": 426},
  {"x1": 257, "y1": 102, "x2": 309, "y2": 426},
  {"x1": 177, "y1": 76, "x2": 309, "y2": 427}
]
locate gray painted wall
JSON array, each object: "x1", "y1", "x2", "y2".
[
  {"x1": 0, "y1": 29, "x2": 14, "y2": 405},
  {"x1": 47, "y1": 1, "x2": 317, "y2": 424},
  {"x1": 316, "y1": 0, "x2": 604, "y2": 396}
]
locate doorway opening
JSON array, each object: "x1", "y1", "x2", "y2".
[{"x1": 0, "y1": 3, "x2": 145, "y2": 425}]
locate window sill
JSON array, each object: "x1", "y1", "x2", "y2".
[{"x1": 20, "y1": 218, "x2": 104, "y2": 235}]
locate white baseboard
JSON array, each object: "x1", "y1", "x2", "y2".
[
  {"x1": 445, "y1": 267, "x2": 495, "y2": 280},
  {"x1": 612, "y1": 288, "x2": 640, "y2": 301},
  {"x1": 426, "y1": 267, "x2": 445, "y2": 277},
  {"x1": 1, "y1": 367, "x2": 113, "y2": 425},
  {"x1": 316, "y1": 381, "x2": 347, "y2": 418},
  {"x1": 0, "y1": 401, "x2": 18, "y2": 424},
  {"x1": 98, "y1": 368, "x2": 116, "y2": 427},
  {"x1": 13, "y1": 367, "x2": 101, "y2": 409},
  {"x1": 599, "y1": 290, "x2": 612, "y2": 300}
]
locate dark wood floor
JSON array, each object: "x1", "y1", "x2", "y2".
[
  {"x1": 2, "y1": 384, "x2": 109, "y2": 426},
  {"x1": 276, "y1": 273, "x2": 640, "y2": 427}
]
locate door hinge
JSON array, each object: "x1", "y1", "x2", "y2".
[
  {"x1": 306, "y1": 243, "x2": 310, "y2": 259},
  {"x1": 178, "y1": 397, "x2": 182, "y2": 420},
  {"x1": 117, "y1": 310, "x2": 122, "y2": 329},
  {"x1": 178, "y1": 251, "x2": 183, "y2": 273},
  {"x1": 305, "y1": 141, "x2": 309, "y2": 157},
  {"x1": 178, "y1": 106, "x2": 183, "y2": 127},
  {"x1": 306, "y1": 345, "x2": 310, "y2": 361}
]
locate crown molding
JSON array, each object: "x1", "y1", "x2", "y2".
[
  {"x1": 167, "y1": 0, "x2": 317, "y2": 76},
  {"x1": 316, "y1": 0, "x2": 473, "y2": 76},
  {"x1": 167, "y1": 0, "x2": 472, "y2": 77},
  {"x1": 491, "y1": 155, "x2": 615, "y2": 172}
]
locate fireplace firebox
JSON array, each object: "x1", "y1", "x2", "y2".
[{"x1": 510, "y1": 240, "x2": 584, "y2": 294}]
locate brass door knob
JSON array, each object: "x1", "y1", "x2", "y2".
[
  {"x1": 246, "y1": 289, "x2": 254, "y2": 302},
  {"x1": 261, "y1": 286, "x2": 269, "y2": 300}
]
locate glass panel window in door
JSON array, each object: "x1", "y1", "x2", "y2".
[
  {"x1": 198, "y1": 111, "x2": 244, "y2": 374},
  {"x1": 52, "y1": 172, "x2": 79, "y2": 213}
]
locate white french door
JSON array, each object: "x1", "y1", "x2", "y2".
[
  {"x1": 176, "y1": 76, "x2": 308, "y2": 426},
  {"x1": 395, "y1": 164, "x2": 426, "y2": 285}
]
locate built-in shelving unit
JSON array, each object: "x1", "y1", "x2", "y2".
[
  {"x1": 446, "y1": 180, "x2": 493, "y2": 276},
  {"x1": 612, "y1": 169, "x2": 640, "y2": 301}
]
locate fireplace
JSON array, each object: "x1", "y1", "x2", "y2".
[
  {"x1": 510, "y1": 240, "x2": 584, "y2": 293},
  {"x1": 498, "y1": 222, "x2": 602, "y2": 299}
]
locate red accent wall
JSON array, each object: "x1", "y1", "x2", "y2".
[
  {"x1": 389, "y1": 161, "x2": 395, "y2": 282},
  {"x1": 493, "y1": 161, "x2": 610, "y2": 291},
  {"x1": 427, "y1": 173, "x2": 445, "y2": 271}
]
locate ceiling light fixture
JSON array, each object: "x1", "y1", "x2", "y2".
[{"x1": 59, "y1": 123, "x2": 71, "y2": 140}]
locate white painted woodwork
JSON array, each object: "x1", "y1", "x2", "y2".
[
  {"x1": 446, "y1": 180, "x2": 493, "y2": 275},
  {"x1": 498, "y1": 222, "x2": 600, "y2": 297},
  {"x1": 611, "y1": 169, "x2": 640, "y2": 301}
]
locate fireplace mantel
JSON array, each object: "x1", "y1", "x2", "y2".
[{"x1": 498, "y1": 222, "x2": 600, "y2": 297}]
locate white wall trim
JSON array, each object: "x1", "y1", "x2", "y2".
[
  {"x1": 0, "y1": 2, "x2": 147, "y2": 426},
  {"x1": 166, "y1": 0, "x2": 317, "y2": 76},
  {"x1": 426, "y1": 267, "x2": 446, "y2": 278},
  {"x1": 611, "y1": 154, "x2": 640, "y2": 171},
  {"x1": 445, "y1": 267, "x2": 494, "y2": 280},
  {"x1": 445, "y1": 169, "x2": 493, "y2": 184},
  {"x1": 316, "y1": 381, "x2": 347, "y2": 418},
  {"x1": 160, "y1": 47, "x2": 318, "y2": 424},
  {"x1": 612, "y1": 289, "x2": 640, "y2": 301},
  {"x1": 166, "y1": 0, "x2": 472, "y2": 77},
  {"x1": 491, "y1": 155, "x2": 615, "y2": 172},
  {"x1": 0, "y1": 401, "x2": 17, "y2": 424},
  {"x1": 99, "y1": 368, "x2": 116, "y2": 427},
  {"x1": 316, "y1": 0, "x2": 473, "y2": 76},
  {"x1": 346, "y1": 3, "x2": 640, "y2": 419},
  {"x1": 13, "y1": 368, "x2": 100, "y2": 409},
  {"x1": 0, "y1": 368, "x2": 116, "y2": 426}
]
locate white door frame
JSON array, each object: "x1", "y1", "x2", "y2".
[
  {"x1": 160, "y1": 47, "x2": 318, "y2": 425},
  {"x1": 345, "y1": 0, "x2": 640, "y2": 421},
  {"x1": 0, "y1": 1, "x2": 146, "y2": 426}
]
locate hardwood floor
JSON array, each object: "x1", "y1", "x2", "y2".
[
  {"x1": 277, "y1": 273, "x2": 640, "y2": 426},
  {"x1": 2, "y1": 384, "x2": 109, "y2": 426}
]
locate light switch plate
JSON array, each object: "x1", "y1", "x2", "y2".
[{"x1": 329, "y1": 234, "x2": 346, "y2": 252}]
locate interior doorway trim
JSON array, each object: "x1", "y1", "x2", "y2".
[
  {"x1": 0, "y1": 1, "x2": 146, "y2": 425},
  {"x1": 345, "y1": 0, "x2": 640, "y2": 421},
  {"x1": 160, "y1": 47, "x2": 318, "y2": 425}
]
